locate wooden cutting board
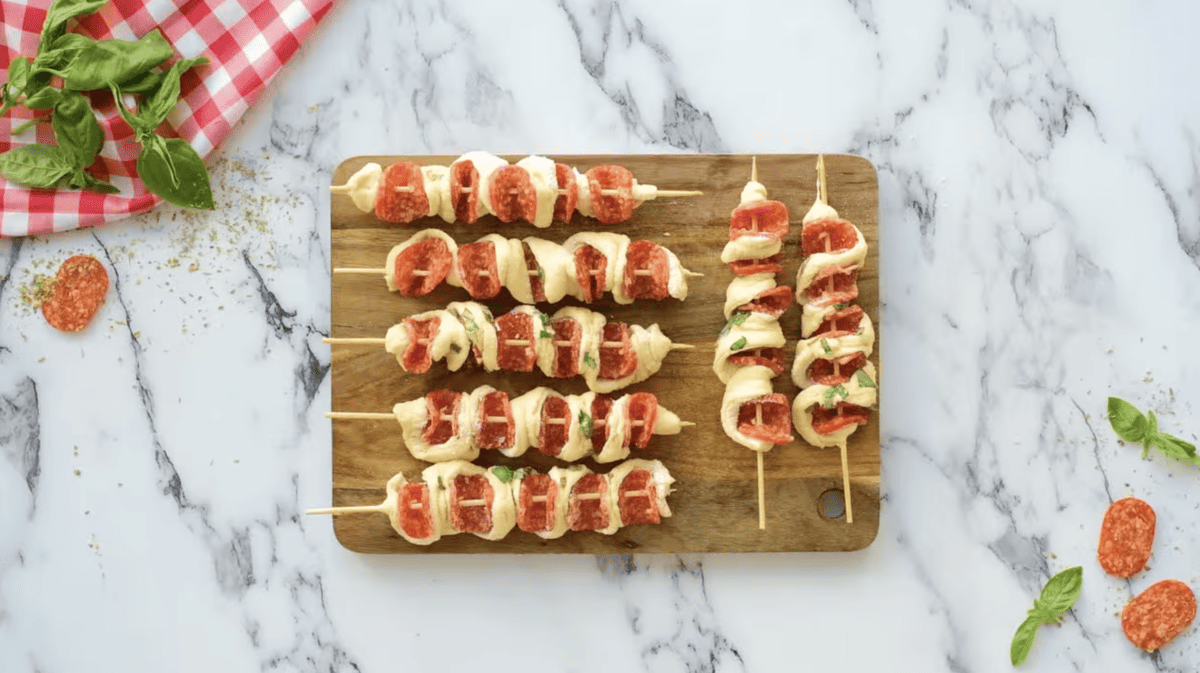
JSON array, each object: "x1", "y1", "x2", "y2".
[{"x1": 328, "y1": 154, "x2": 880, "y2": 553}]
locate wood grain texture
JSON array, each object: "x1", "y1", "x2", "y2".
[{"x1": 328, "y1": 154, "x2": 879, "y2": 553}]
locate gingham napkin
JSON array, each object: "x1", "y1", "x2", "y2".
[{"x1": 0, "y1": 0, "x2": 332, "y2": 237}]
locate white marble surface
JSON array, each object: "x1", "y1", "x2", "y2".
[{"x1": 3, "y1": 0, "x2": 1199, "y2": 670}]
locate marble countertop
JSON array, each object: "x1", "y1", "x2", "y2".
[{"x1": 2, "y1": 1, "x2": 1199, "y2": 670}]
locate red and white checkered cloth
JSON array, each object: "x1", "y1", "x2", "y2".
[{"x1": 0, "y1": 0, "x2": 332, "y2": 237}]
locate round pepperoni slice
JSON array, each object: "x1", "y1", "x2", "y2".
[
  {"x1": 586, "y1": 165, "x2": 635, "y2": 224},
  {"x1": 450, "y1": 160, "x2": 481, "y2": 223},
  {"x1": 617, "y1": 469, "x2": 659, "y2": 526},
  {"x1": 1098, "y1": 497, "x2": 1156, "y2": 578},
  {"x1": 522, "y1": 242, "x2": 547, "y2": 302},
  {"x1": 401, "y1": 316, "x2": 441, "y2": 373},
  {"x1": 625, "y1": 392, "x2": 659, "y2": 449},
  {"x1": 495, "y1": 311, "x2": 537, "y2": 372},
  {"x1": 397, "y1": 482, "x2": 436, "y2": 540},
  {"x1": 41, "y1": 255, "x2": 109, "y2": 333},
  {"x1": 811, "y1": 402, "x2": 870, "y2": 435},
  {"x1": 488, "y1": 165, "x2": 538, "y2": 223},
  {"x1": 374, "y1": 162, "x2": 429, "y2": 223},
  {"x1": 449, "y1": 474, "x2": 494, "y2": 533},
  {"x1": 623, "y1": 240, "x2": 670, "y2": 300},
  {"x1": 537, "y1": 395, "x2": 572, "y2": 457},
  {"x1": 550, "y1": 318, "x2": 582, "y2": 378},
  {"x1": 730, "y1": 200, "x2": 789, "y2": 241},
  {"x1": 737, "y1": 393, "x2": 792, "y2": 444},
  {"x1": 553, "y1": 163, "x2": 579, "y2": 222},
  {"x1": 735, "y1": 286, "x2": 793, "y2": 319},
  {"x1": 807, "y1": 353, "x2": 868, "y2": 386},
  {"x1": 516, "y1": 474, "x2": 559, "y2": 533},
  {"x1": 598, "y1": 323, "x2": 637, "y2": 380},
  {"x1": 1122, "y1": 580, "x2": 1196, "y2": 652},
  {"x1": 573, "y1": 245, "x2": 607, "y2": 302},
  {"x1": 423, "y1": 390, "x2": 462, "y2": 445},
  {"x1": 815, "y1": 305, "x2": 865, "y2": 337},
  {"x1": 590, "y1": 395, "x2": 614, "y2": 454},
  {"x1": 568, "y1": 473, "x2": 611, "y2": 531},
  {"x1": 393, "y1": 238, "x2": 453, "y2": 296},
  {"x1": 455, "y1": 240, "x2": 502, "y2": 299},
  {"x1": 729, "y1": 255, "x2": 783, "y2": 276},
  {"x1": 727, "y1": 348, "x2": 786, "y2": 377},
  {"x1": 476, "y1": 390, "x2": 514, "y2": 450},
  {"x1": 802, "y1": 265, "x2": 859, "y2": 306},
  {"x1": 802, "y1": 218, "x2": 858, "y2": 255}
]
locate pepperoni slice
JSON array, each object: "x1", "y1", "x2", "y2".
[
  {"x1": 727, "y1": 348, "x2": 786, "y2": 376},
  {"x1": 617, "y1": 469, "x2": 659, "y2": 526},
  {"x1": 623, "y1": 240, "x2": 670, "y2": 300},
  {"x1": 1098, "y1": 498, "x2": 1156, "y2": 578},
  {"x1": 397, "y1": 482, "x2": 435, "y2": 540},
  {"x1": 516, "y1": 474, "x2": 559, "y2": 533},
  {"x1": 1122, "y1": 580, "x2": 1196, "y2": 652},
  {"x1": 448, "y1": 474, "x2": 493, "y2": 533},
  {"x1": 802, "y1": 218, "x2": 858, "y2": 255},
  {"x1": 537, "y1": 395, "x2": 572, "y2": 457},
  {"x1": 801, "y1": 265, "x2": 859, "y2": 306},
  {"x1": 449, "y1": 160, "x2": 481, "y2": 223},
  {"x1": 41, "y1": 255, "x2": 109, "y2": 333},
  {"x1": 729, "y1": 255, "x2": 783, "y2": 276},
  {"x1": 598, "y1": 323, "x2": 636, "y2": 380},
  {"x1": 568, "y1": 473, "x2": 611, "y2": 531},
  {"x1": 590, "y1": 395, "x2": 614, "y2": 454},
  {"x1": 735, "y1": 286, "x2": 793, "y2": 319},
  {"x1": 476, "y1": 390, "x2": 514, "y2": 450},
  {"x1": 456, "y1": 240, "x2": 502, "y2": 299},
  {"x1": 553, "y1": 163, "x2": 578, "y2": 222},
  {"x1": 811, "y1": 402, "x2": 870, "y2": 435},
  {"x1": 586, "y1": 165, "x2": 635, "y2": 224},
  {"x1": 374, "y1": 162, "x2": 429, "y2": 223},
  {"x1": 807, "y1": 352, "x2": 868, "y2": 386},
  {"x1": 488, "y1": 165, "x2": 538, "y2": 223},
  {"x1": 625, "y1": 392, "x2": 659, "y2": 449},
  {"x1": 573, "y1": 245, "x2": 607, "y2": 302},
  {"x1": 401, "y1": 316, "x2": 440, "y2": 373},
  {"x1": 495, "y1": 311, "x2": 537, "y2": 372},
  {"x1": 522, "y1": 242, "x2": 547, "y2": 302},
  {"x1": 737, "y1": 394, "x2": 792, "y2": 444},
  {"x1": 550, "y1": 318, "x2": 582, "y2": 378},
  {"x1": 422, "y1": 390, "x2": 461, "y2": 445},
  {"x1": 393, "y1": 238, "x2": 453, "y2": 296},
  {"x1": 814, "y1": 305, "x2": 865, "y2": 337},
  {"x1": 730, "y1": 200, "x2": 789, "y2": 241}
]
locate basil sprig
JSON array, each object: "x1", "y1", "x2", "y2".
[
  {"x1": 1010, "y1": 566, "x2": 1082, "y2": 666},
  {"x1": 1108, "y1": 397, "x2": 1199, "y2": 466}
]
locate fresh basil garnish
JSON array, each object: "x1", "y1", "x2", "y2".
[{"x1": 1010, "y1": 566, "x2": 1082, "y2": 665}]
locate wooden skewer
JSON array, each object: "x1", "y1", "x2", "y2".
[
  {"x1": 333, "y1": 267, "x2": 385, "y2": 275},
  {"x1": 327, "y1": 412, "x2": 394, "y2": 420},
  {"x1": 323, "y1": 337, "x2": 694, "y2": 351},
  {"x1": 757, "y1": 450, "x2": 766, "y2": 530},
  {"x1": 751, "y1": 156, "x2": 758, "y2": 183},
  {"x1": 840, "y1": 443, "x2": 854, "y2": 524},
  {"x1": 329, "y1": 184, "x2": 353, "y2": 195},
  {"x1": 575, "y1": 492, "x2": 602, "y2": 501},
  {"x1": 455, "y1": 186, "x2": 703, "y2": 198},
  {"x1": 457, "y1": 499, "x2": 488, "y2": 507},
  {"x1": 306, "y1": 504, "x2": 386, "y2": 516},
  {"x1": 669, "y1": 344, "x2": 695, "y2": 351},
  {"x1": 323, "y1": 338, "x2": 386, "y2": 346},
  {"x1": 816, "y1": 154, "x2": 828, "y2": 205},
  {"x1": 684, "y1": 270, "x2": 705, "y2": 279}
]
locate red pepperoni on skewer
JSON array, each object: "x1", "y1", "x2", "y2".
[
  {"x1": 550, "y1": 318, "x2": 582, "y2": 378},
  {"x1": 586, "y1": 165, "x2": 635, "y2": 224},
  {"x1": 599, "y1": 323, "x2": 637, "y2": 380},
  {"x1": 375, "y1": 162, "x2": 429, "y2": 223},
  {"x1": 737, "y1": 393, "x2": 792, "y2": 444},
  {"x1": 811, "y1": 402, "x2": 871, "y2": 435},
  {"x1": 727, "y1": 348, "x2": 786, "y2": 376},
  {"x1": 422, "y1": 390, "x2": 462, "y2": 445},
  {"x1": 456, "y1": 240, "x2": 503, "y2": 299},
  {"x1": 401, "y1": 316, "x2": 441, "y2": 373},
  {"x1": 568, "y1": 473, "x2": 611, "y2": 531},
  {"x1": 449, "y1": 475, "x2": 494, "y2": 533},
  {"x1": 537, "y1": 396, "x2": 572, "y2": 457},
  {"x1": 553, "y1": 163, "x2": 579, "y2": 222},
  {"x1": 734, "y1": 286, "x2": 793, "y2": 319},
  {"x1": 573, "y1": 245, "x2": 607, "y2": 302},
  {"x1": 476, "y1": 390, "x2": 514, "y2": 450},
  {"x1": 814, "y1": 305, "x2": 865, "y2": 338},
  {"x1": 625, "y1": 392, "x2": 659, "y2": 449},
  {"x1": 488, "y1": 165, "x2": 538, "y2": 223},
  {"x1": 516, "y1": 474, "x2": 559, "y2": 534},
  {"x1": 623, "y1": 240, "x2": 670, "y2": 300},
  {"x1": 450, "y1": 161, "x2": 481, "y2": 223},
  {"x1": 495, "y1": 311, "x2": 537, "y2": 372},
  {"x1": 393, "y1": 238, "x2": 454, "y2": 296},
  {"x1": 802, "y1": 218, "x2": 858, "y2": 256},
  {"x1": 729, "y1": 255, "x2": 783, "y2": 276},
  {"x1": 801, "y1": 265, "x2": 859, "y2": 306},
  {"x1": 730, "y1": 200, "x2": 789, "y2": 241},
  {"x1": 590, "y1": 395, "x2": 614, "y2": 454},
  {"x1": 397, "y1": 482, "x2": 436, "y2": 540},
  {"x1": 617, "y1": 469, "x2": 660, "y2": 526},
  {"x1": 522, "y1": 242, "x2": 547, "y2": 302},
  {"x1": 807, "y1": 353, "x2": 868, "y2": 386},
  {"x1": 1098, "y1": 497, "x2": 1156, "y2": 578},
  {"x1": 1122, "y1": 580, "x2": 1196, "y2": 652}
]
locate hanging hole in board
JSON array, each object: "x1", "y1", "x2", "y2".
[{"x1": 817, "y1": 489, "x2": 846, "y2": 520}]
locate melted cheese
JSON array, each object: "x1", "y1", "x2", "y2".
[
  {"x1": 719, "y1": 365, "x2": 778, "y2": 452},
  {"x1": 712, "y1": 313, "x2": 786, "y2": 384},
  {"x1": 791, "y1": 363, "x2": 878, "y2": 449}
]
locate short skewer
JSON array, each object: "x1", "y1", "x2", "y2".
[
  {"x1": 840, "y1": 443, "x2": 854, "y2": 524},
  {"x1": 333, "y1": 268, "x2": 386, "y2": 275},
  {"x1": 323, "y1": 338, "x2": 386, "y2": 346},
  {"x1": 306, "y1": 504, "x2": 387, "y2": 516},
  {"x1": 327, "y1": 412, "x2": 395, "y2": 420},
  {"x1": 757, "y1": 450, "x2": 766, "y2": 530}
]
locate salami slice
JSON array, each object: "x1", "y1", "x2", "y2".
[
  {"x1": 806, "y1": 353, "x2": 868, "y2": 386},
  {"x1": 737, "y1": 393, "x2": 792, "y2": 444},
  {"x1": 401, "y1": 316, "x2": 441, "y2": 373},
  {"x1": 553, "y1": 163, "x2": 579, "y2": 222},
  {"x1": 814, "y1": 305, "x2": 865, "y2": 337},
  {"x1": 622, "y1": 240, "x2": 670, "y2": 300},
  {"x1": 728, "y1": 347, "x2": 787, "y2": 376},
  {"x1": 801, "y1": 265, "x2": 859, "y2": 306},
  {"x1": 488, "y1": 165, "x2": 538, "y2": 223},
  {"x1": 448, "y1": 474, "x2": 494, "y2": 533},
  {"x1": 456, "y1": 240, "x2": 503, "y2": 299},
  {"x1": 537, "y1": 395, "x2": 572, "y2": 457},
  {"x1": 573, "y1": 245, "x2": 608, "y2": 302},
  {"x1": 495, "y1": 311, "x2": 537, "y2": 372},
  {"x1": 586, "y1": 165, "x2": 635, "y2": 224},
  {"x1": 476, "y1": 390, "x2": 514, "y2": 450},
  {"x1": 729, "y1": 255, "x2": 783, "y2": 276},
  {"x1": 374, "y1": 161, "x2": 429, "y2": 223},
  {"x1": 625, "y1": 392, "x2": 659, "y2": 449},
  {"x1": 811, "y1": 402, "x2": 870, "y2": 435},
  {"x1": 422, "y1": 390, "x2": 462, "y2": 445},
  {"x1": 41, "y1": 255, "x2": 109, "y2": 333},
  {"x1": 550, "y1": 318, "x2": 582, "y2": 378},
  {"x1": 522, "y1": 242, "x2": 547, "y2": 302},
  {"x1": 568, "y1": 473, "x2": 611, "y2": 531},
  {"x1": 590, "y1": 395, "x2": 614, "y2": 454},
  {"x1": 393, "y1": 238, "x2": 453, "y2": 296},
  {"x1": 617, "y1": 469, "x2": 660, "y2": 526},
  {"x1": 449, "y1": 160, "x2": 482, "y2": 223},
  {"x1": 736, "y1": 286, "x2": 793, "y2": 319},
  {"x1": 397, "y1": 482, "x2": 436, "y2": 540},
  {"x1": 730, "y1": 200, "x2": 789, "y2": 241},
  {"x1": 1122, "y1": 580, "x2": 1196, "y2": 652},
  {"x1": 1098, "y1": 497, "x2": 1156, "y2": 578},
  {"x1": 598, "y1": 323, "x2": 637, "y2": 380},
  {"x1": 516, "y1": 474, "x2": 559, "y2": 533},
  {"x1": 802, "y1": 218, "x2": 858, "y2": 255}
]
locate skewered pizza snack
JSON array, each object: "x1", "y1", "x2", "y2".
[{"x1": 330, "y1": 152, "x2": 702, "y2": 226}]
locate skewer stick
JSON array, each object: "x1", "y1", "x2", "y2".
[
  {"x1": 326, "y1": 412, "x2": 395, "y2": 420},
  {"x1": 306, "y1": 504, "x2": 387, "y2": 516},
  {"x1": 816, "y1": 154, "x2": 828, "y2": 205},
  {"x1": 751, "y1": 156, "x2": 758, "y2": 183},
  {"x1": 840, "y1": 443, "x2": 854, "y2": 524},
  {"x1": 459, "y1": 186, "x2": 704, "y2": 198},
  {"x1": 329, "y1": 185, "x2": 352, "y2": 195},
  {"x1": 323, "y1": 338, "x2": 386, "y2": 346},
  {"x1": 679, "y1": 421, "x2": 696, "y2": 427},
  {"x1": 684, "y1": 271, "x2": 705, "y2": 279},
  {"x1": 669, "y1": 344, "x2": 695, "y2": 351},
  {"x1": 757, "y1": 451, "x2": 766, "y2": 530},
  {"x1": 654, "y1": 190, "x2": 704, "y2": 198},
  {"x1": 333, "y1": 268, "x2": 386, "y2": 275}
]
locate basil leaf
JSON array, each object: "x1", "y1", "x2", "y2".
[
  {"x1": 57, "y1": 31, "x2": 173, "y2": 92},
  {"x1": 108, "y1": 83, "x2": 153, "y2": 137},
  {"x1": 822, "y1": 384, "x2": 849, "y2": 409},
  {"x1": 143, "y1": 57, "x2": 208, "y2": 127},
  {"x1": 1030, "y1": 566, "x2": 1082, "y2": 621},
  {"x1": 0, "y1": 145, "x2": 73, "y2": 187},
  {"x1": 583, "y1": 353, "x2": 597, "y2": 369},
  {"x1": 855, "y1": 369, "x2": 875, "y2": 389},
  {"x1": 6, "y1": 56, "x2": 32, "y2": 97},
  {"x1": 74, "y1": 170, "x2": 119, "y2": 194},
  {"x1": 449, "y1": 342, "x2": 462, "y2": 353},
  {"x1": 729, "y1": 336, "x2": 748, "y2": 351},
  {"x1": 719, "y1": 312, "x2": 750, "y2": 337},
  {"x1": 1150, "y1": 433, "x2": 1200, "y2": 466},
  {"x1": 137, "y1": 135, "x2": 215, "y2": 210},
  {"x1": 1143, "y1": 411, "x2": 1158, "y2": 459},
  {"x1": 578, "y1": 410, "x2": 593, "y2": 439},
  {"x1": 22, "y1": 84, "x2": 64, "y2": 110},
  {"x1": 1107, "y1": 397, "x2": 1147, "y2": 443},
  {"x1": 489, "y1": 465, "x2": 515, "y2": 484},
  {"x1": 1009, "y1": 616, "x2": 1041, "y2": 666},
  {"x1": 38, "y1": 0, "x2": 108, "y2": 55},
  {"x1": 114, "y1": 69, "x2": 164, "y2": 95},
  {"x1": 820, "y1": 338, "x2": 832, "y2": 354},
  {"x1": 52, "y1": 91, "x2": 104, "y2": 166}
]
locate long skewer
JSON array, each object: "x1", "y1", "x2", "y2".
[
  {"x1": 749, "y1": 157, "x2": 768, "y2": 531},
  {"x1": 331, "y1": 267, "x2": 705, "y2": 279},
  {"x1": 306, "y1": 504, "x2": 387, "y2": 516},
  {"x1": 331, "y1": 183, "x2": 702, "y2": 199},
  {"x1": 321, "y1": 337, "x2": 694, "y2": 351},
  {"x1": 326, "y1": 410, "x2": 695, "y2": 428}
]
